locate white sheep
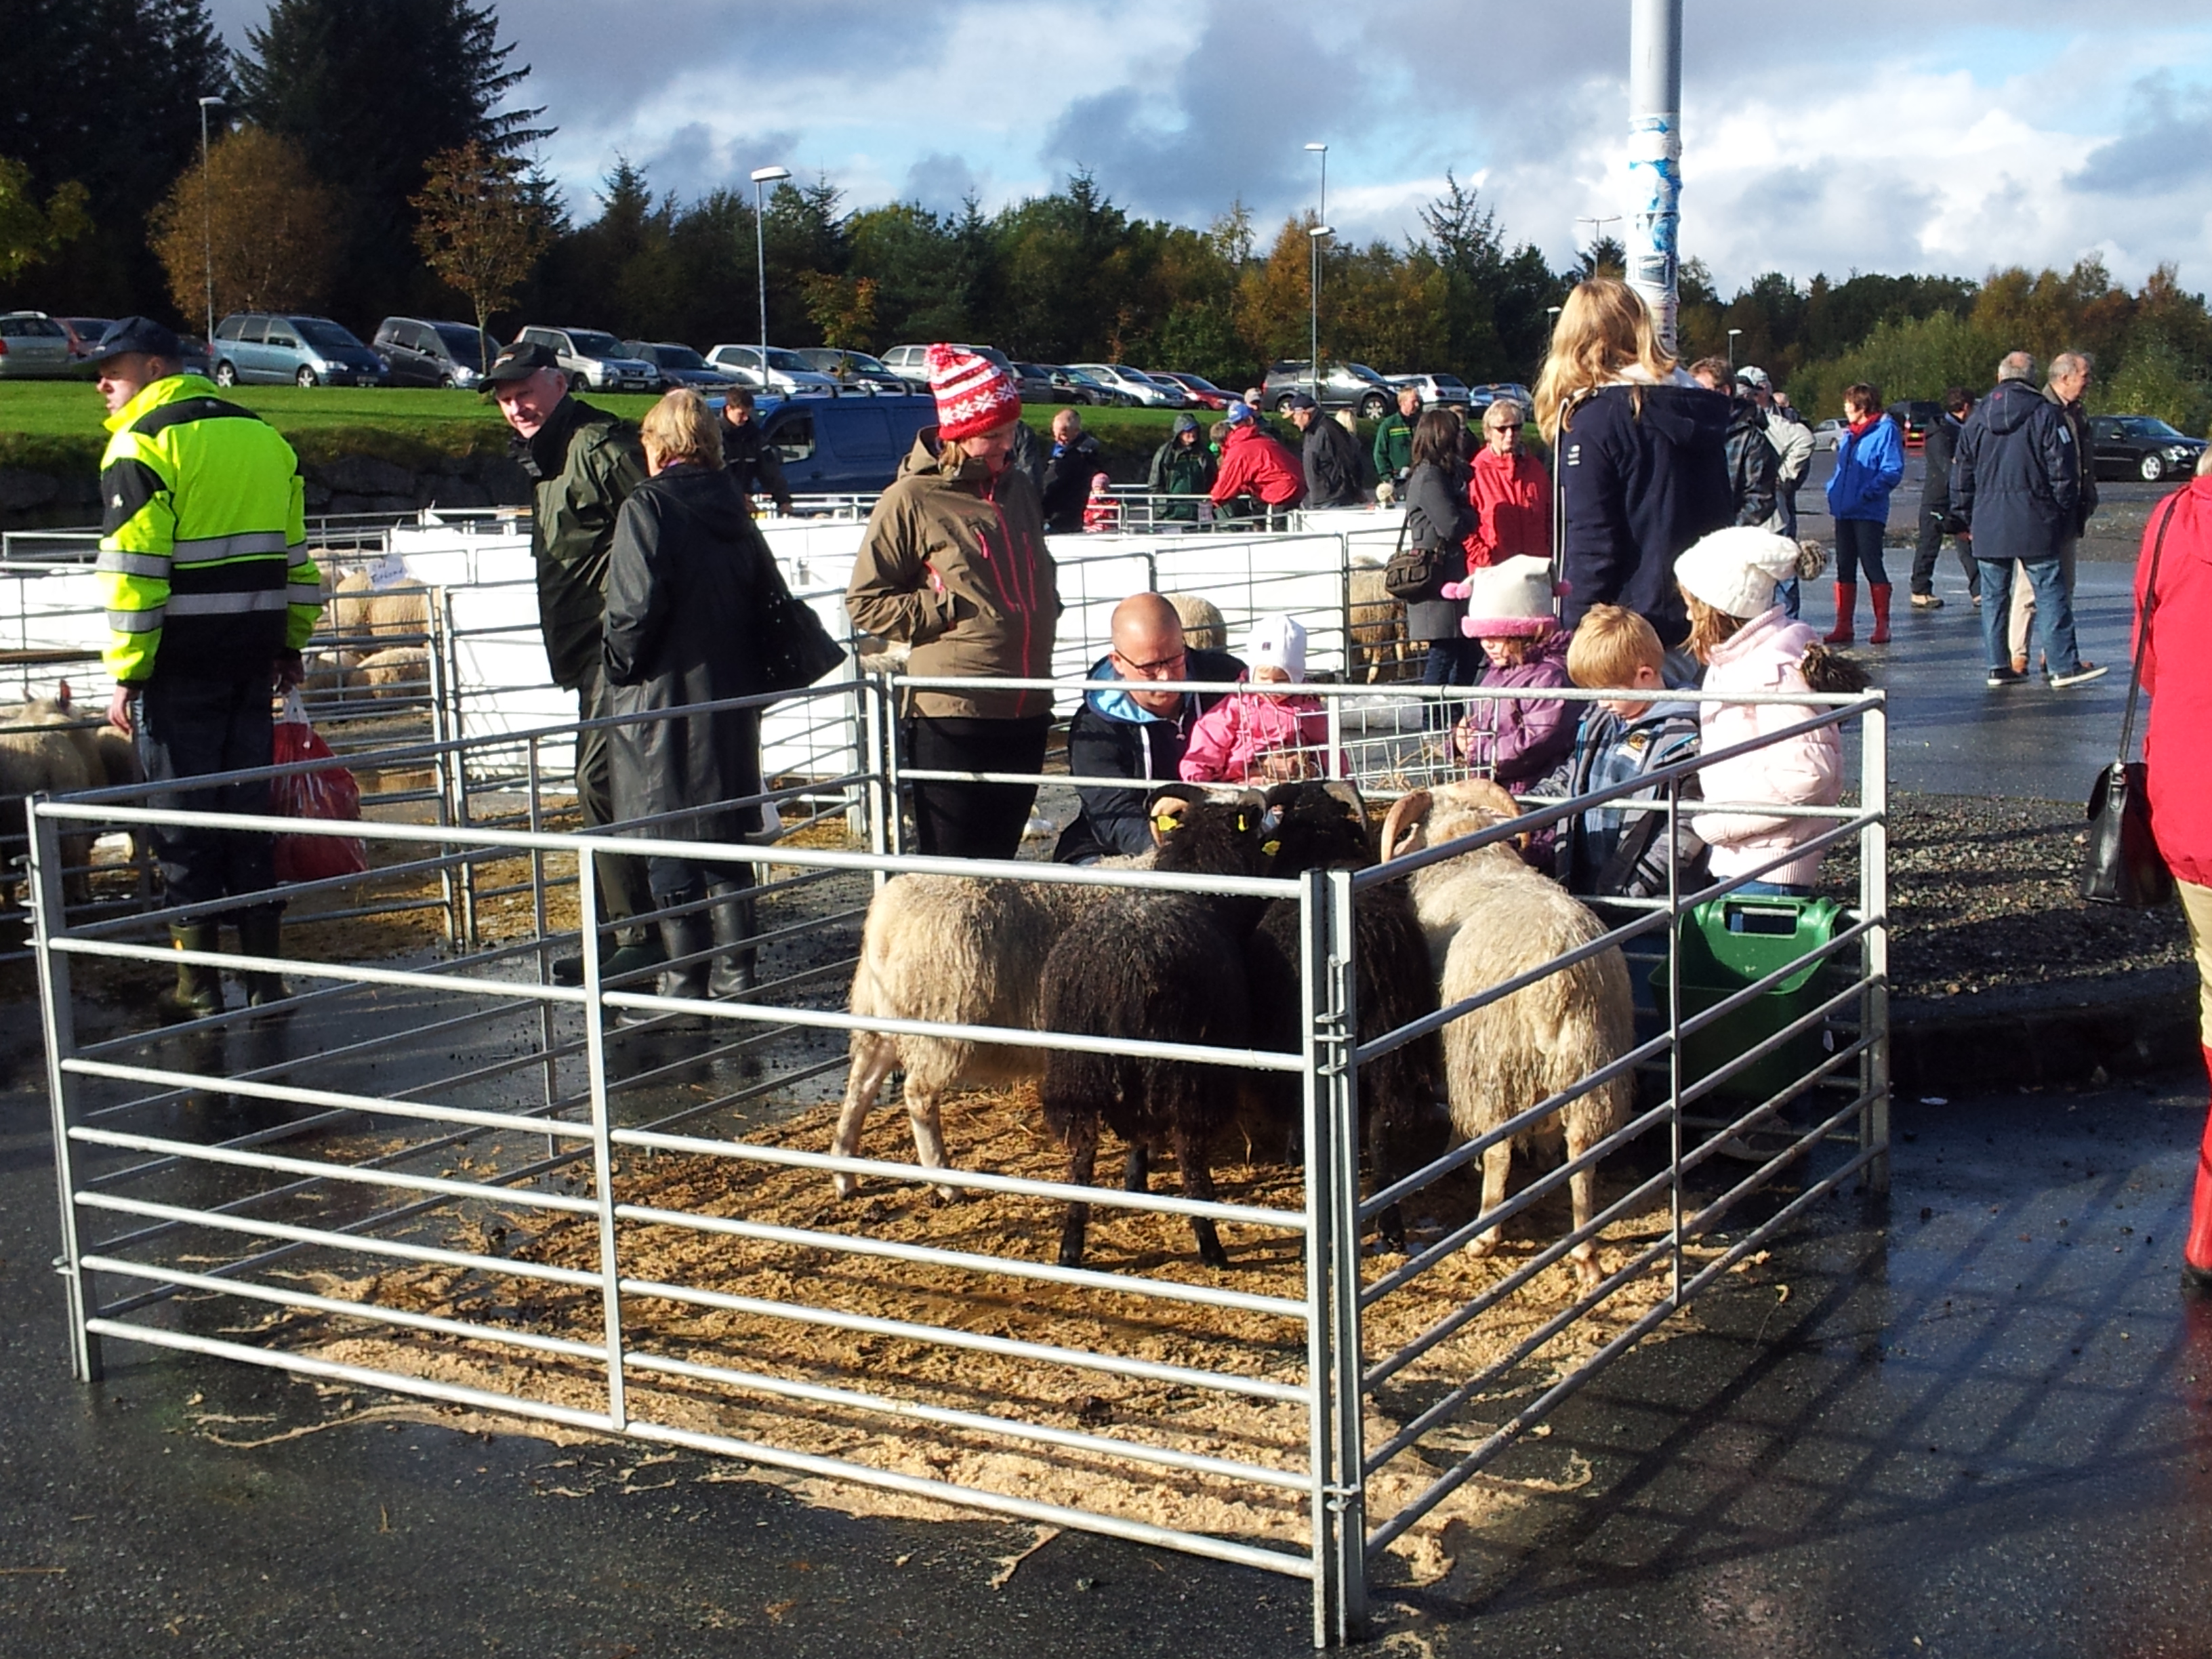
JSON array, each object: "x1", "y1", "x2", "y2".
[
  {"x1": 1162, "y1": 592, "x2": 1226, "y2": 653},
  {"x1": 356, "y1": 646, "x2": 429, "y2": 701},
  {"x1": 1383, "y1": 780, "x2": 1636, "y2": 1288},
  {"x1": 0, "y1": 699, "x2": 97, "y2": 903},
  {"x1": 331, "y1": 570, "x2": 431, "y2": 643}
]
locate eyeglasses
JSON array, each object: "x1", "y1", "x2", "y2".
[{"x1": 1114, "y1": 648, "x2": 1188, "y2": 680}]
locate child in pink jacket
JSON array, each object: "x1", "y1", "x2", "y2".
[
  {"x1": 1672, "y1": 527, "x2": 1851, "y2": 895},
  {"x1": 1179, "y1": 613, "x2": 1330, "y2": 784}
]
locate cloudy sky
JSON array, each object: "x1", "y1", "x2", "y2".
[{"x1": 209, "y1": 1, "x2": 2212, "y2": 293}]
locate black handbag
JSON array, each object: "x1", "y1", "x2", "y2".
[
  {"x1": 2083, "y1": 495, "x2": 2178, "y2": 907},
  {"x1": 755, "y1": 560, "x2": 846, "y2": 695}
]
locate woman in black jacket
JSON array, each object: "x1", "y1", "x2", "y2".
[
  {"x1": 1534, "y1": 278, "x2": 1732, "y2": 655},
  {"x1": 1403, "y1": 409, "x2": 1480, "y2": 729},
  {"x1": 603, "y1": 388, "x2": 775, "y2": 1010}
]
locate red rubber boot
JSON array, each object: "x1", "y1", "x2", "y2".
[
  {"x1": 2188, "y1": 1044, "x2": 2212, "y2": 1297},
  {"x1": 1868, "y1": 583, "x2": 1893, "y2": 644},
  {"x1": 1823, "y1": 583, "x2": 1856, "y2": 644}
]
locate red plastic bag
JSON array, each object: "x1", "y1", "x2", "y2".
[{"x1": 270, "y1": 690, "x2": 368, "y2": 883}]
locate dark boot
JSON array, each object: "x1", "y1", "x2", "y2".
[
  {"x1": 1867, "y1": 582, "x2": 1893, "y2": 645},
  {"x1": 617, "y1": 909, "x2": 710, "y2": 1027},
  {"x1": 1823, "y1": 582, "x2": 1856, "y2": 644},
  {"x1": 2187, "y1": 1045, "x2": 2212, "y2": 1298},
  {"x1": 706, "y1": 873, "x2": 758, "y2": 998},
  {"x1": 158, "y1": 923, "x2": 224, "y2": 1023},
  {"x1": 235, "y1": 907, "x2": 289, "y2": 1010}
]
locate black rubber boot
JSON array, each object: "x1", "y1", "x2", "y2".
[
  {"x1": 235, "y1": 907, "x2": 289, "y2": 1010},
  {"x1": 706, "y1": 873, "x2": 758, "y2": 998},
  {"x1": 617, "y1": 911, "x2": 710, "y2": 1027},
  {"x1": 158, "y1": 923, "x2": 224, "y2": 1023}
]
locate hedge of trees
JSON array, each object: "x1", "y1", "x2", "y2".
[{"x1": 9, "y1": 0, "x2": 2212, "y2": 430}]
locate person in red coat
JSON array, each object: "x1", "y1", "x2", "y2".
[
  {"x1": 2135, "y1": 457, "x2": 2212, "y2": 1297},
  {"x1": 1208, "y1": 402, "x2": 1306, "y2": 516},
  {"x1": 1466, "y1": 397, "x2": 1552, "y2": 567}
]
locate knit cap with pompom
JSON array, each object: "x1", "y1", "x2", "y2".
[{"x1": 926, "y1": 344, "x2": 1021, "y2": 442}]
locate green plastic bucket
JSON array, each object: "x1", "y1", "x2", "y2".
[{"x1": 1650, "y1": 895, "x2": 1845, "y2": 1103}]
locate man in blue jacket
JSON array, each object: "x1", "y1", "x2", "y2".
[
  {"x1": 1952, "y1": 352, "x2": 2106, "y2": 689},
  {"x1": 1052, "y1": 592, "x2": 1242, "y2": 862}
]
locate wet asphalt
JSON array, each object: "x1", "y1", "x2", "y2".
[{"x1": 4, "y1": 994, "x2": 2209, "y2": 1656}]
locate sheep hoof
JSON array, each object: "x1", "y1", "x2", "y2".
[
  {"x1": 832, "y1": 1175, "x2": 861, "y2": 1200},
  {"x1": 1467, "y1": 1233, "x2": 1498, "y2": 1260},
  {"x1": 1193, "y1": 1223, "x2": 1230, "y2": 1270},
  {"x1": 930, "y1": 1183, "x2": 964, "y2": 1206},
  {"x1": 1571, "y1": 1250, "x2": 1603, "y2": 1291}
]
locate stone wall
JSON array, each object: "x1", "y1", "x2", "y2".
[{"x1": 0, "y1": 451, "x2": 533, "y2": 535}]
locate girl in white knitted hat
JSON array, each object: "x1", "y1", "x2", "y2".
[{"x1": 1673, "y1": 527, "x2": 1864, "y2": 896}]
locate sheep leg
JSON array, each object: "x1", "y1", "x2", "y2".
[
  {"x1": 831, "y1": 1034, "x2": 901, "y2": 1199},
  {"x1": 1367, "y1": 1114, "x2": 1407, "y2": 1255},
  {"x1": 1470, "y1": 1138, "x2": 1515, "y2": 1259},
  {"x1": 906, "y1": 1085, "x2": 961, "y2": 1204},
  {"x1": 1122, "y1": 1144, "x2": 1150, "y2": 1193},
  {"x1": 1564, "y1": 1118, "x2": 1603, "y2": 1290},
  {"x1": 1057, "y1": 1115, "x2": 1101, "y2": 1269},
  {"x1": 1173, "y1": 1120, "x2": 1229, "y2": 1269}
]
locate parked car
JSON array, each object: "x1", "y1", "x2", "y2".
[
  {"x1": 1887, "y1": 399, "x2": 1942, "y2": 450},
  {"x1": 1012, "y1": 361, "x2": 1073, "y2": 403},
  {"x1": 1391, "y1": 372, "x2": 1473, "y2": 408},
  {"x1": 794, "y1": 348, "x2": 907, "y2": 396},
  {"x1": 1263, "y1": 360, "x2": 1398, "y2": 418},
  {"x1": 514, "y1": 325, "x2": 656, "y2": 394},
  {"x1": 621, "y1": 340, "x2": 735, "y2": 390},
  {"x1": 1071, "y1": 363, "x2": 1185, "y2": 407},
  {"x1": 0, "y1": 312, "x2": 78, "y2": 379},
  {"x1": 1056, "y1": 365, "x2": 1136, "y2": 406},
  {"x1": 703, "y1": 344, "x2": 840, "y2": 399},
  {"x1": 1468, "y1": 381, "x2": 1535, "y2": 416},
  {"x1": 1150, "y1": 371, "x2": 1233, "y2": 410},
  {"x1": 210, "y1": 312, "x2": 388, "y2": 386},
  {"x1": 56, "y1": 316, "x2": 115, "y2": 361},
  {"x1": 878, "y1": 342, "x2": 1018, "y2": 395},
  {"x1": 374, "y1": 316, "x2": 501, "y2": 388},
  {"x1": 1811, "y1": 417, "x2": 1847, "y2": 452},
  {"x1": 710, "y1": 392, "x2": 939, "y2": 493},
  {"x1": 178, "y1": 334, "x2": 211, "y2": 379},
  {"x1": 2088, "y1": 414, "x2": 2207, "y2": 483}
]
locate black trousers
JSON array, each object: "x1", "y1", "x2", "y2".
[
  {"x1": 1911, "y1": 506, "x2": 1981, "y2": 598},
  {"x1": 906, "y1": 714, "x2": 1050, "y2": 861},
  {"x1": 132, "y1": 672, "x2": 279, "y2": 916},
  {"x1": 574, "y1": 662, "x2": 653, "y2": 941}
]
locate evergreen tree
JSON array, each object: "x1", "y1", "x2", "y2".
[{"x1": 234, "y1": 0, "x2": 548, "y2": 328}]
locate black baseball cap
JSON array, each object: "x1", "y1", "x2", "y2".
[
  {"x1": 1284, "y1": 391, "x2": 1317, "y2": 411},
  {"x1": 81, "y1": 316, "x2": 182, "y2": 367},
  {"x1": 485, "y1": 340, "x2": 560, "y2": 383}
]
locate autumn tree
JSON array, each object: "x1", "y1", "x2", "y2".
[
  {"x1": 411, "y1": 140, "x2": 553, "y2": 367},
  {"x1": 0, "y1": 157, "x2": 91, "y2": 283},
  {"x1": 148, "y1": 127, "x2": 337, "y2": 318},
  {"x1": 800, "y1": 272, "x2": 879, "y2": 350}
]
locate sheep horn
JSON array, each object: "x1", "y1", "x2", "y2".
[{"x1": 1379, "y1": 790, "x2": 1431, "y2": 864}]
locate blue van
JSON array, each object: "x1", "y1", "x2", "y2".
[{"x1": 714, "y1": 394, "x2": 939, "y2": 495}]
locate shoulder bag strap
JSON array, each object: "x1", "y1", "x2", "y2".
[{"x1": 2120, "y1": 491, "x2": 2183, "y2": 763}]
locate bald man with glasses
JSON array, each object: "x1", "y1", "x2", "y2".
[{"x1": 1052, "y1": 592, "x2": 1246, "y2": 863}]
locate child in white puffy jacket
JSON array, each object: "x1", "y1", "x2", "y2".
[{"x1": 1673, "y1": 527, "x2": 1863, "y2": 895}]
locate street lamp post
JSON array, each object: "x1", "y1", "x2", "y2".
[
  {"x1": 197, "y1": 96, "x2": 224, "y2": 348},
  {"x1": 1727, "y1": 327, "x2": 1742, "y2": 368},
  {"x1": 1305, "y1": 142, "x2": 1327, "y2": 403},
  {"x1": 749, "y1": 165, "x2": 792, "y2": 363}
]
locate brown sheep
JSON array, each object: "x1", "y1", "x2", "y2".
[{"x1": 1347, "y1": 558, "x2": 1408, "y2": 682}]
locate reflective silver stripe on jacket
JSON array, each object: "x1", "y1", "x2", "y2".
[
  {"x1": 287, "y1": 583, "x2": 323, "y2": 605},
  {"x1": 286, "y1": 541, "x2": 311, "y2": 568},
  {"x1": 169, "y1": 530, "x2": 292, "y2": 563},
  {"x1": 96, "y1": 550, "x2": 171, "y2": 578},
  {"x1": 164, "y1": 591, "x2": 291, "y2": 616},
  {"x1": 107, "y1": 609, "x2": 165, "y2": 632}
]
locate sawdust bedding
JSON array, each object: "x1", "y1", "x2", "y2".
[{"x1": 267, "y1": 1081, "x2": 1738, "y2": 1580}]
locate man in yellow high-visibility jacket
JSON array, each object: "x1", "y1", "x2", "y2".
[{"x1": 89, "y1": 316, "x2": 324, "y2": 1021}]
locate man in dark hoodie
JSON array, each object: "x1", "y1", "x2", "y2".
[
  {"x1": 1289, "y1": 391, "x2": 1364, "y2": 507},
  {"x1": 1145, "y1": 412, "x2": 1215, "y2": 520},
  {"x1": 1952, "y1": 351, "x2": 2105, "y2": 688},
  {"x1": 489, "y1": 340, "x2": 657, "y2": 980},
  {"x1": 1052, "y1": 592, "x2": 1243, "y2": 863},
  {"x1": 1691, "y1": 358, "x2": 1778, "y2": 529}
]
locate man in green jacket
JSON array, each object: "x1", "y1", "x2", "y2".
[
  {"x1": 487, "y1": 341, "x2": 655, "y2": 980},
  {"x1": 90, "y1": 316, "x2": 323, "y2": 1021},
  {"x1": 1372, "y1": 384, "x2": 1420, "y2": 485}
]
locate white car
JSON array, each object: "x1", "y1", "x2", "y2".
[
  {"x1": 1069, "y1": 363, "x2": 1184, "y2": 407},
  {"x1": 706, "y1": 344, "x2": 840, "y2": 399},
  {"x1": 1390, "y1": 373, "x2": 1473, "y2": 407},
  {"x1": 514, "y1": 325, "x2": 657, "y2": 393}
]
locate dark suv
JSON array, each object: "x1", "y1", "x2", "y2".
[
  {"x1": 373, "y1": 317, "x2": 501, "y2": 388},
  {"x1": 1887, "y1": 400, "x2": 1943, "y2": 450},
  {"x1": 1261, "y1": 360, "x2": 1397, "y2": 418}
]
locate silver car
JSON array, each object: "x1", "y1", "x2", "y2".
[
  {"x1": 703, "y1": 344, "x2": 840, "y2": 398},
  {"x1": 514, "y1": 325, "x2": 657, "y2": 393},
  {"x1": 0, "y1": 312, "x2": 77, "y2": 379}
]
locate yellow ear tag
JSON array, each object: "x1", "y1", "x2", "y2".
[{"x1": 1262, "y1": 839, "x2": 1281, "y2": 859}]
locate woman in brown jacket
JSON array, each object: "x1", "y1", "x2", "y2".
[{"x1": 846, "y1": 345, "x2": 1061, "y2": 859}]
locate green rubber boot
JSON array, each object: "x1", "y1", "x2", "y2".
[{"x1": 158, "y1": 924, "x2": 224, "y2": 1023}]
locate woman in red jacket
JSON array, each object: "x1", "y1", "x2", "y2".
[
  {"x1": 1466, "y1": 398, "x2": 1551, "y2": 566},
  {"x1": 2135, "y1": 455, "x2": 2212, "y2": 1297}
]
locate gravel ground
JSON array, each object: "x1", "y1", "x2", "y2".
[{"x1": 1832, "y1": 790, "x2": 2189, "y2": 1002}]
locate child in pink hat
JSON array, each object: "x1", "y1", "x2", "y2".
[
  {"x1": 1081, "y1": 472, "x2": 1120, "y2": 533},
  {"x1": 1444, "y1": 562, "x2": 1575, "y2": 792}
]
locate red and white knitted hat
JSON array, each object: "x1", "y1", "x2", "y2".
[{"x1": 926, "y1": 344, "x2": 1021, "y2": 442}]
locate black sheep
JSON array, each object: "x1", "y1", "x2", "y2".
[
  {"x1": 1039, "y1": 793, "x2": 1271, "y2": 1269},
  {"x1": 1246, "y1": 783, "x2": 1446, "y2": 1252}
]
